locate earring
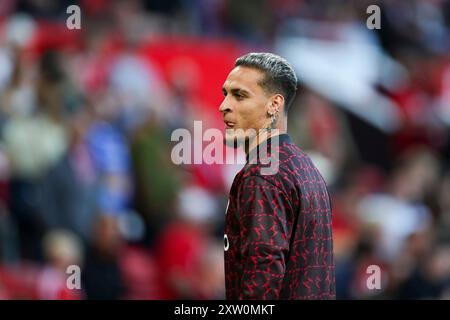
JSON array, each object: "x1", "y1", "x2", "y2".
[{"x1": 271, "y1": 112, "x2": 278, "y2": 126}]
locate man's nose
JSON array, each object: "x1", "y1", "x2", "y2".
[{"x1": 219, "y1": 98, "x2": 231, "y2": 114}]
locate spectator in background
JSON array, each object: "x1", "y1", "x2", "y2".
[
  {"x1": 396, "y1": 241, "x2": 450, "y2": 299},
  {"x1": 0, "y1": 145, "x2": 17, "y2": 265},
  {"x1": 37, "y1": 229, "x2": 83, "y2": 300},
  {"x1": 357, "y1": 147, "x2": 439, "y2": 263},
  {"x1": 82, "y1": 215, "x2": 125, "y2": 300},
  {"x1": 130, "y1": 117, "x2": 184, "y2": 245},
  {"x1": 154, "y1": 184, "x2": 224, "y2": 299},
  {"x1": 437, "y1": 170, "x2": 450, "y2": 240},
  {"x1": 1, "y1": 48, "x2": 69, "y2": 261}
]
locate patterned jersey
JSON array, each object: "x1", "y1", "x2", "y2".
[{"x1": 224, "y1": 134, "x2": 335, "y2": 299}]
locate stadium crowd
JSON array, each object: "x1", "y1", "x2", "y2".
[{"x1": 0, "y1": 0, "x2": 449, "y2": 299}]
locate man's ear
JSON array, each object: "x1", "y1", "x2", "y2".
[{"x1": 268, "y1": 94, "x2": 284, "y2": 116}]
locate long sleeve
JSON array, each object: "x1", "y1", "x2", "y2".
[{"x1": 237, "y1": 175, "x2": 294, "y2": 299}]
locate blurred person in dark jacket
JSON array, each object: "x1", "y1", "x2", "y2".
[{"x1": 82, "y1": 215, "x2": 125, "y2": 300}]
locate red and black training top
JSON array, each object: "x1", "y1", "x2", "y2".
[{"x1": 224, "y1": 134, "x2": 336, "y2": 300}]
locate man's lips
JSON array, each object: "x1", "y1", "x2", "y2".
[{"x1": 224, "y1": 121, "x2": 235, "y2": 129}]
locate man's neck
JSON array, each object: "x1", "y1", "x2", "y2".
[{"x1": 245, "y1": 128, "x2": 285, "y2": 156}]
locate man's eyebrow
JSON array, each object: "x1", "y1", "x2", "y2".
[
  {"x1": 230, "y1": 88, "x2": 250, "y2": 96},
  {"x1": 222, "y1": 85, "x2": 251, "y2": 96}
]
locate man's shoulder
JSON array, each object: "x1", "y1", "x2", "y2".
[
  {"x1": 244, "y1": 142, "x2": 327, "y2": 190},
  {"x1": 238, "y1": 158, "x2": 295, "y2": 193},
  {"x1": 242, "y1": 139, "x2": 307, "y2": 175},
  {"x1": 240, "y1": 166, "x2": 282, "y2": 187}
]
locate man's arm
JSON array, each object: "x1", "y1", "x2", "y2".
[{"x1": 238, "y1": 175, "x2": 294, "y2": 299}]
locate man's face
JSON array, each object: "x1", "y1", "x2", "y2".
[{"x1": 220, "y1": 66, "x2": 271, "y2": 146}]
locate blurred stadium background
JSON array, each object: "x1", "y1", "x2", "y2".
[{"x1": 0, "y1": 0, "x2": 450, "y2": 299}]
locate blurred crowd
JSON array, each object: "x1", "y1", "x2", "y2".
[{"x1": 0, "y1": 0, "x2": 449, "y2": 300}]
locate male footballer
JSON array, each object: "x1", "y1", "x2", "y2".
[{"x1": 220, "y1": 52, "x2": 336, "y2": 299}]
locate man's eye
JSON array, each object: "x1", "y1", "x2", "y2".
[{"x1": 235, "y1": 94, "x2": 244, "y2": 100}]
